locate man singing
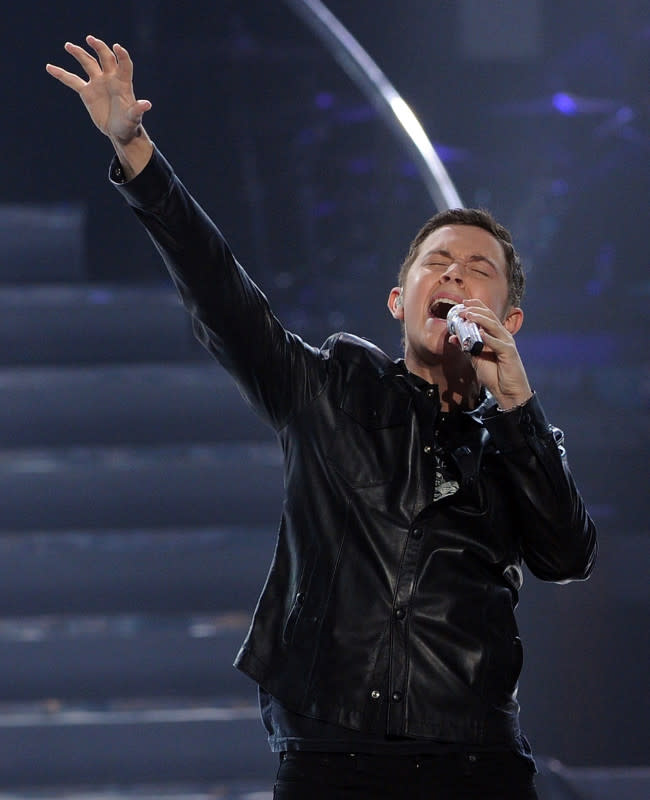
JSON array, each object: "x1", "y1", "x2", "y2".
[{"x1": 47, "y1": 36, "x2": 596, "y2": 800}]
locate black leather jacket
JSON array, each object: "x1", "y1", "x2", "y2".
[{"x1": 114, "y1": 148, "x2": 597, "y2": 749}]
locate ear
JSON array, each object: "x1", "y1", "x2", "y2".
[
  {"x1": 388, "y1": 287, "x2": 404, "y2": 320},
  {"x1": 503, "y1": 306, "x2": 524, "y2": 335}
]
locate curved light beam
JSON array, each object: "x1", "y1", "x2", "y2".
[{"x1": 283, "y1": 0, "x2": 463, "y2": 210}]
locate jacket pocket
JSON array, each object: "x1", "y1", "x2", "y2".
[
  {"x1": 326, "y1": 377, "x2": 410, "y2": 488},
  {"x1": 282, "y1": 590, "x2": 306, "y2": 646},
  {"x1": 480, "y1": 586, "x2": 523, "y2": 703},
  {"x1": 282, "y1": 547, "x2": 319, "y2": 648}
]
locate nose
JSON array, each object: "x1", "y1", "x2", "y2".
[{"x1": 440, "y1": 263, "x2": 464, "y2": 284}]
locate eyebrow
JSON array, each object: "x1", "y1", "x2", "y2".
[{"x1": 422, "y1": 248, "x2": 499, "y2": 273}]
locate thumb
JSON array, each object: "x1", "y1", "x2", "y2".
[{"x1": 126, "y1": 99, "x2": 152, "y2": 125}]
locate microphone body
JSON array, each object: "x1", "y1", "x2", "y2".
[{"x1": 446, "y1": 304, "x2": 484, "y2": 356}]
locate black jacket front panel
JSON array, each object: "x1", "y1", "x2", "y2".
[{"x1": 113, "y1": 148, "x2": 597, "y2": 748}]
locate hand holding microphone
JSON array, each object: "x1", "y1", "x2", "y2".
[{"x1": 447, "y1": 304, "x2": 484, "y2": 356}]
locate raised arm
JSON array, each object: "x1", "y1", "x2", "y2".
[
  {"x1": 46, "y1": 35, "x2": 153, "y2": 179},
  {"x1": 47, "y1": 36, "x2": 329, "y2": 430}
]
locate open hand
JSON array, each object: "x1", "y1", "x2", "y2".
[{"x1": 46, "y1": 35, "x2": 151, "y2": 146}]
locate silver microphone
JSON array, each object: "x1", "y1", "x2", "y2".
[{"x1": 446, "y1": 304, "x2": 484, "y2": 356}]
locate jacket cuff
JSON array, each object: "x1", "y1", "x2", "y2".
[
  {"x1": 482, "y1": 393, "x2": 551, "y2": 453},
  {"x1": 109, "y1": 145, "x2": 174, "y2": 210}
]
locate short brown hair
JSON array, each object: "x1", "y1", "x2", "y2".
[{"x1": 398, "y1": 208, "x2": 525, "y2": 307}]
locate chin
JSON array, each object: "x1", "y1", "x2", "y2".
[
  {"x1": 427, "y1": 328, "x2": 449, "y2": 355},
  {"x1": 411, "y1": 338, "x2": 447, "y2": 365}
]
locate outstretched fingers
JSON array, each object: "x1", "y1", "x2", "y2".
[
  {"x1": 112, "y1": 43, "x2": 134, "y2": 81},
  {"x1": 62, "y1": 41, "x2": 102, "y2": 78},
  {"x1": 85, "y1": 35, "x2": 118, "y2": 74},
  {"x1": 45, "y1": 63, "x2": 87, "y2": 93}
]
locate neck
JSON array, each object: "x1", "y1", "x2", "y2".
[{"x1": 404, "y1": 345, "x2": 481, "y2": 412}]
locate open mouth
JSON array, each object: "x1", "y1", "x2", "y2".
[{"x1": 428, "y1": 299, "x2": 458, "y2": 320}]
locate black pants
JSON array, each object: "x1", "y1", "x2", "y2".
[{"x1": 273, "y1": 751, "x2": 539, "y2": 800}]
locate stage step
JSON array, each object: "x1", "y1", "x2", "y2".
[
  {"x1": 0, "y1": 612, "x2": 254, "y2": 704},
  {"x1": 0, "y1": 700, "x2": 276, "y2": 788},
  {"x1": 535, "y1": 760, "x2": 650, "y2": 800},
  {"x1": 0, "y1": 204, "x2": 85, "y2": 284},
  {"x1": 0, "y1": 285, "x2": 200, "y2": 366},
  {"x1": 0, "y1": 526, "x2": 274, "y2": 615},
  {"x1": 0, "y1": 444, "x2": 283, "y2": 532},
  {"x1": 0, "y1": 364, "x2": 271, "y2": 448},
  {"x1": 0, "y1": 785, "x2": 273, "y2": 799}
]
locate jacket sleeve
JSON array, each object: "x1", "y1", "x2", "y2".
[
  {"x1": 482, "y1": 393, "x2": 597, "y2": 583},
  {"x1": 111, "y1": 146, "x2": 328, "y2": 431}
]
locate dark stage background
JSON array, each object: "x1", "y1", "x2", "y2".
[{"x1": 0, "y1": 1, "x2": 647, "y2": 796}]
